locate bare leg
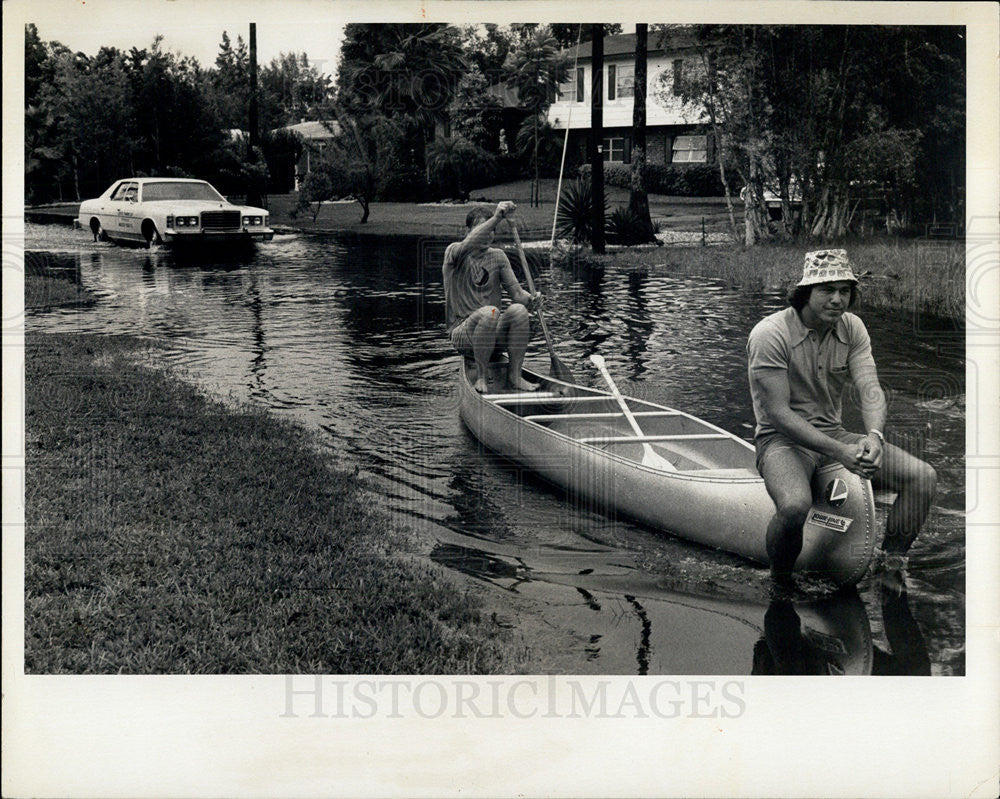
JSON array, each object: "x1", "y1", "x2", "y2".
[
  {"x1": 497, "y1": 304, "x2": 536, "y2": 391},
  {"x1": 874, "y1": 442, "x2": 937, "y2": 555},
  {"x1": 758, "y1": 444, "x2": 816, "y2": 581},
  {"x1": 465, "y1": 306, "x2": 500, "y2": 393}
]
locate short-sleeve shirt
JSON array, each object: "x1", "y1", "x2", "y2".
[
  {"x1": 747, "y1": 306, "x2": 877, "y2": 438},
  {"x1": 442, "y1": 242, "x2": 522, "y2": 331}
]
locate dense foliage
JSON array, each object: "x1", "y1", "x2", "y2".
[
  {"x1": 666, "y1": 24, "x2": 965, "y2": 241},
  {"x1": 24, "y1": 24, "x2": 327, "y2": 203},
  {"x1": 25, "y1": 21, "x2": 964, "y2": 242}
]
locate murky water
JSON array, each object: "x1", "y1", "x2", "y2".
[{"x1": 24, "y1": 226, "x2": 966, "y2": 675}]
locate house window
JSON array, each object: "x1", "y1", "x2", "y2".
[
  {"x1": 603, "y1": 136, "x2": 629, "y2": 163},
  {"x1": 608, "y1": 64, "x2": 634, "y2": 101},
  {"x1": 559, "y1": 67, "x2": 585, "y2": 102},
  {"x1": 672, "y1": 59, "x2": 684, "y2": 96},
  {"x1": 672, "y1": 135, "x2": 707, "y2": 163}
]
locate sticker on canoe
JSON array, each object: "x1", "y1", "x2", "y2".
[
  {"x1": 824, "y1": 478, "x2": 849, "y2": 507},
  {"x1": 806, "y1": 508, "x2": 853, "y2": 533}
]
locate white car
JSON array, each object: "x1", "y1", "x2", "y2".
[{"x1": 77, "y1": 177, "x2": 273, "y2": 247}]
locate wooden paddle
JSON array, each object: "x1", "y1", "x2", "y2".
[
  {"x1": 509, "y1": 221, "x2": 577, "y2": 387},
  {"x1": 589, "y1": 354, "x2": 678, "y2": 472}
]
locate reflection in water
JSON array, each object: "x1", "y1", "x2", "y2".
[
  {"x1": 753, "y1": 579, "x2": 929, "y2": 676},
  {"x1": 26, "y1": 231, "x2": 965, "y2": 674}
]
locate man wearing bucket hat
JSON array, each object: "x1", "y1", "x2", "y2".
[{"x1": 747, "y1": 249, "x2": 937, "y2": 585}]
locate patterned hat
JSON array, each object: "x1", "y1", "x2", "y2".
[{"x1": 797, "y1": 249, "x2": 857, "y2": 286}]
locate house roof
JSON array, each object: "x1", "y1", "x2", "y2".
[
  {"x1": 564, "y1": 28, "x2": 703, "y2": 60},
  {"x1": 278, "y1": 120, "x2": 339, "y2": 140}
]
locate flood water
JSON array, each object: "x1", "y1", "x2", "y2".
[{"x1": 24, "y1": 227, "x2": 966, "y2": 675}]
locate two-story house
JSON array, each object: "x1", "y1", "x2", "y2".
[{"x1": 547, "y1": 30, "x2": 712, "y2": 169}]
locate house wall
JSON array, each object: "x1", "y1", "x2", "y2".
[
  {"x1": 565, "y1": 126, "x2": 711, "y2": 168},
  {"x1": 548, "y1": 51, "x2": 706, "y2": 131}
]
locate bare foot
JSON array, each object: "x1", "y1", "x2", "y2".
[
  {"x1": 472, "y1": 377, "x2": 489, "y2": 393},
  {"x1": 509, "y1": 374, "x2": 538, "y2": 392}
]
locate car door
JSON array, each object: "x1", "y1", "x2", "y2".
[
  {"x1": 119, "y1": 182, "x2": 142, "y2": 239},
  {"x1": 106, "y1": 181, "x2": 139, "y2": 238}
]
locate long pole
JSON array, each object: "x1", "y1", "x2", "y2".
[
  {"x1": 589, "y1": 24, "x2": 605, "y2": 254},
  {"x1": 247, "y1": 22, "x2": 263, "y2": 207}
]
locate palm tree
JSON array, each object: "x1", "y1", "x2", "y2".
[
  {"x1": 337, "y1": 24, "x2": 468, "y2": 181},
  {"x1": 503, "y1": 27, "x2": 570, "y2": 207}
]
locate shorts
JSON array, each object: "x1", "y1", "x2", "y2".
[
  {"x1": 754, "y1": 429, "x2": 866, "y2": 476},
  {"x1": 449, "y1": 315, "x2": 503, "y2": 360}
]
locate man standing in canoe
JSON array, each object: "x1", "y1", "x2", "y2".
[
  {"x1": 443, "y1": 201, "x2": 542, "y2": 393},
  {"x1": 747, "y1": 249, "x2": 937, "y2": 585}
]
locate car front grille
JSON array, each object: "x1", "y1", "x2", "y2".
[{"x1": 200, "y1": 211, "x2": 241, "y2": 230}]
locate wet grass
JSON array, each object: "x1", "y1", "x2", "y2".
[
  {"x1": 24, "y1": 273, "x2": 96, "y2": 309},
  {"x1": 24, "y1": 331, "x2": 523, "y2": 673},
  {"x1": 576, "y1": 238, "x2": 965, "y2": 320}
]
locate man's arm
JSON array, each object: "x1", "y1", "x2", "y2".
[
  {"x1": 848, "y1": 318, "x2": 887, "y2": 468},
  {"x1": 752, "y1": 368, "x2": 877, "y2": 478},
  {"x1": 498, "y1": 255, "x2": 535, "y2": 307},
  {"x1": 450, "y1": 201, "x2": 516, "y2": 265}
]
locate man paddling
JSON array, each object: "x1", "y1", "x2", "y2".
[
  {"x1": 443, "y1": 201, "x2": 542, "y2": 393},
  {"x1": 747, "y1": 249, "x2": 937, "y2": 586}
]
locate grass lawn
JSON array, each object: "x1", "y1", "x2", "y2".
[
  {"x1": 24, "y1": 278, "x2": 523, "y2": 673},
  {"x1": 270, "y1": 178, "x2": 731, "y2": 239}
]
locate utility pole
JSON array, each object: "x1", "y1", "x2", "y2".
[
  {"x1": 247, "y1": 22, "x2": 263, "y2": 207},
  {"x1": 589, "y1": 24, "x2": 605, "y2": 254}
]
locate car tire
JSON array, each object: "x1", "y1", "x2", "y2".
[
  {"x1": 89, "y1": 218, "x2": 108, "y2": 243},
  {"x1": 142, "y1": 220, "x2": 162, "y2": 249}
]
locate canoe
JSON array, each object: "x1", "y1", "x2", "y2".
[{"x1": 457, "y1": 358, "x2": 876, "y2": 585}]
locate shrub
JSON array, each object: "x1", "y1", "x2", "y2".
[
  {"x1": 376, "y1": 167, "x2": 427, "y2": 202},
  {"x1": 556, "y1": 177, "x2": 608, "y2": 243},
  {"x1": 577, "y1": 162, "x2": 739, "y2": 197},
  {"x1": 605, "y1": 205, "x2": 651, "y2": 245}
]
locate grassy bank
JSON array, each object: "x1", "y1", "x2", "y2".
[
  {"x1": 25, "y1": 328, "x2": 522, "y2": 673},
  {"x1": 576, "y1": 238, "x2": 965, "y2": 320}
]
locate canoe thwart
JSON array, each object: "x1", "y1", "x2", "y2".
[
  {"x1": 578, "y1": 433, "x2": 731, "y2": 444},
  {"x1": 524, "y1": 410, "x2": 683, "y2": 422},
  {"x1": 484, "y1": 391, "x2": 560, "y2": 401},
  {"x1": 489, "y1": 394, "x2": 610, "y2": 405}
]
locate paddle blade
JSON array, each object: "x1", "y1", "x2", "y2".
[
  {"x1": 549, "y1": 354, "x2": 577, "y2": 386},
  {"x1": 642, "y1": 444, "x2": 678, "y2": 472},
  {"x1": 589, "y1": 353, "x2": 606, "y2": 369}
]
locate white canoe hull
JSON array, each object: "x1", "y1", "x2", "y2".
[{"x1": 458, "y1": 359, "x2": 876, "y2": 585}]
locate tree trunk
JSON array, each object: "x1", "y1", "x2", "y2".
[
  {"x1": 627, "y1": 24, "x2": 658, "y2": 244},
  {"x1": 744, "y1": 159, "x2": 769, "y2": 245},
  {"x1": 590, "y1": 24, "x2": 605, "y2": 254},
  {"x1": 533, "y1": 112, "x2": 540, "y2": 207}
]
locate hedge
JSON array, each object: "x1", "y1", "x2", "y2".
[{"x1": 577, "y1": 162, "x2": 741, "y2": 197}]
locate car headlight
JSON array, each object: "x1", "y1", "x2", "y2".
[
  {"x1": 186, "y1": 216, "x2": 199, "y2": 226},
  {"x1": 242, "y1": 216, "x2": 251, "y2": 227}
]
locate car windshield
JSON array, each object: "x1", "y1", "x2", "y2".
[{"x1": 141, "y1": 182, "x2": 226, "y2": 202}]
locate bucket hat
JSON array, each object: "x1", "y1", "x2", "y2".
[{"x1": 796, "y1": 249, "x2": 858, "y2": 287}]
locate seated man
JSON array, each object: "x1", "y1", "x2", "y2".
[
  {"x1": 747, "y1": 249, "x2": 937, "y2": 586},
  {"x1": 442, "y1": 201, "x2": 542, "y2": 393}
]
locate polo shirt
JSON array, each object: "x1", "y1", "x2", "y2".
[
  {"x1": 747, "y1": 306, "x2": 877, "y2": 438},
  {"x1": 442, "y1": 242, "x2": 523, "y2": 331}
]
